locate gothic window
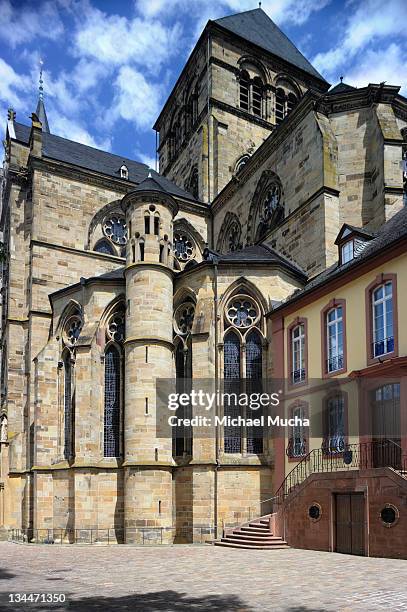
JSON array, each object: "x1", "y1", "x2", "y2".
[
  {"x1": 104, "y1": 307, "x2": 125, "y2": 458},
  {"x1": 63, "y1": 351, "x2": 74, "y2": 461},
  {"x1": 223, "y1": 293, "x2": 264, "y2": 454},
  {"x1": 94, "y1": 239, "x2": 115, "y2": 256},
  {"x1": 103, "y1": 216, "x2": 128, "y2": 246},
  {"x1": 217, "y1": 212, "x2": 242, "y2": 254},
  {"x1": 248, "y1": 171, "x2": 284, "y2": 243},
  {"x1": 104, "y1": 345, "x2": 121, "y2": 458},
  {"x1": 63, "y1": 314, "x2": 83, "y2": 347},
  {"x1": 173, "y1": 232, "x2": 194, "y2": 262},
  {"x1": 173, "y1": 301, "x2": 195, "y2": 457}
]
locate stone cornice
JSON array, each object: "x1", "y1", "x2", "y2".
[
  {"x1": 31, "y1": 238, "x2": 125, "y2": 263},
  {"x1": 125, "y1": 261, "x2": 174, "y2": 278}
]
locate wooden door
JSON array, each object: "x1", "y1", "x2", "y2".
[{"x1": 336, "y1": 493, "x2": 365, "y2": 556}]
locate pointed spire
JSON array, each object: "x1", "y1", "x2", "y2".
[{"x1": 35, "y1": 59, "x2": 50, "y2": 134}]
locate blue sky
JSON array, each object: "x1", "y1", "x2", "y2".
[{"x1": 1, "y1": 0, "x2": 406, "y2": 168}]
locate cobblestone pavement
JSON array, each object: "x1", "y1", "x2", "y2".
[{"x1": 0, "y1": 542, "x2": 406, "y2": 611}]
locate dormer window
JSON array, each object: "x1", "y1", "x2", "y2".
[
  {"x1": 120, "y1": 164, "x2": 129, "y2": 180},
  {"x1": 335, "y1": 224, "x2": 374, "y2": 266},
  {"x1": 341, "y1": 240, "x2": 354, "y2": 264}
]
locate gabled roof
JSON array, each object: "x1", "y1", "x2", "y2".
[
  {"x1": 214, "y1": 8, "x2": 328, "y2": 84},
  {"x1": 203, "y1": 243, "x2": 307, "y2": 279},
  {"x1": 11, "y1": 122, "x2": 199, "y2": 203},
  {"x1": 327, "y1": 81, "x2": 356, "y2": 95},
  {"x1": 334, "y1": 223, "x2": 376, "y2": 245},
  {"x1": 270, "y1": 206, "x2": 407, "y2": 314}
]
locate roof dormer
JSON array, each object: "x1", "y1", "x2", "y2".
[
  {"x1": 120, "y1": 163, "x2": 129, "y2": 180},
  {"x1": 335, "y1": 224, "x2": 375, "y2": 265}
]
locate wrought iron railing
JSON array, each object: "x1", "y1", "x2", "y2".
[
  {"x1": 9, "y1": 526, "x2": 217, "y2": 545},
  {"x1": 326, "y1": 354, "x2": 344, "y2": 372},
  {"x1": 259, "y1": 439, "x2": 407, "y2": 516},
  {"x1": 291, "y1": 368, "x2": 306, "y2": 384},
  {"x1": 373, "y1": 336, "x2": 394, "y2": 357},
  {"x1": 286, "y1": 437, "x2": 307, "y2": 458}
]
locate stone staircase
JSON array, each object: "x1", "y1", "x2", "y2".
[{"x1": 214, "y1": 516, "x2": 289, "y2": 549}]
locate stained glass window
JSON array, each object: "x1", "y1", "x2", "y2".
[{"x1": 104, "y1": 345, "x2": 121, "y2": 457}]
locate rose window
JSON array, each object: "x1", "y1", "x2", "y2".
[
  {"x1": 227, "y1": 298, "x2": 258, "y2": 328},
  {"x1": 107, "y1": 312, "x2": 125, "y2": 343},
  {"x1": 263, "y1": 184, "x2": 281, "y2": 220},
  {"x1": 174, "y1": 233, "x2": 194, "y2": 261},
  {"x1": 103, "y1": 216, "x2": 128, "y2": 245},
  {"x1": 65, "y1": 316, "x2": 83, "y2": 346},
  {"x1": 174, "y1": 303, "x2": 195, "y2": 336}
]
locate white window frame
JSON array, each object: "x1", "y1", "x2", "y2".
[
  {"x1": 291, "y1": 324, "x2": 305, "y2": 383},
  {"x1": 372, "y1": 281, "x2": 393, "y2": 357},
  {"x1": 326, "y1": 306, "x2": 343, "y2": 372},
  {"x1": 341, "y1": 240, "x2": 354, "y2": 264}
]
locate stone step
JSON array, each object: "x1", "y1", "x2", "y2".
[
  {"x1": 231, "y1": 532, "x2": 281, "y2": 540},
  {"x1": 222, "y1": 536, "x2": 287, "y2": 547},
  {"x1": 214, "y1": 541, "x2": 289, "y2": 550},
  {"x1": 240, "y1": 526, "x2": 270, "y2": 534}
]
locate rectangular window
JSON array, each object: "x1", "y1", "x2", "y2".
[
  {"x1": 327, "y1": 306, "x2": 343, "y2": 372},
  {"x1": 288, "y1": 404, "x2": 307, "y2": 458},
  {"x1": 341, "y1": 240, "x2": 354, "y2": 264},
  {"x1": 373, "y1": 281, "x2": 393, "y2": 357},
  {"x1": 291, "y1": 324, "x2": 305, "y2": 384},
  {"x1": 323, "y1": 395, "x2": 345, "y2": 455}
]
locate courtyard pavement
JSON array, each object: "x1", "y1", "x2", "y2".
[{"x1": 0, "y1": 542, "x2": 406, "y2": 611}]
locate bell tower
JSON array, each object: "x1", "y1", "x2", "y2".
[{"x1": 122, "y1": 176, "x2": 177, "y2": 543}]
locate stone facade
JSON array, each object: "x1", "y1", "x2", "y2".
[{"x1": 0, "y1": 8, "x2": 406, "y2": 550}]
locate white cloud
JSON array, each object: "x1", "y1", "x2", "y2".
[
  {"x1": 136, "y1": 0, "x2": 330, "y2": 26},
  {"x1": 108, "y1": 66, "x2": 163, "y2": 130},
  {"x1": 0, "y1": 58, "x2": 31, "y2": 110},
  {"x1": 0, "y1": 0, "x2": 64, "y2": 48},
  {"x1": 345, "y1": 43, "x2": 407, "y2": 95},
  {"x1": 135, "y1": 151, "x2": 157, "y2": 169},
  {"x1": 48, "y1": 112, "x2": 112, "y2": 150},
  {"x1": 73, "y1": 4, "x2": 182, "y2": 72},
  {"x1": 313, "y1": 0, "x2": 407, "y2": 76}
]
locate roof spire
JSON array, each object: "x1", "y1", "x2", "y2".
[
  {"x1": 340, "y1": 75, "x2": 343, "y2": 83},
  {"x1": 35, "y1": 59, "x2": 50, "y2": 134}
]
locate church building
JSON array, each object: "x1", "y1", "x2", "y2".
[{"x1": 1, "y1": 8, "x2": 407, "y2": 555}]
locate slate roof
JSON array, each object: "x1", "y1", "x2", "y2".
[
  {"x1": 35, "y1": 99, "x2": 50, "y2": 134},
  {"x1": 327, "y1": 81, "x2": 356, "y2": 95},
  {"x1": 12, "y1": 122, "x2": 199, "y2": 203},
  {"x1": 271, "y1": 207, "x2": 407, "y2": 312},
  {"x1": 204, "y1": 243, "x2": 307, "y2": 279},
  {"x1": 214, "y1": 9, "x2": 328, "y2": 84}
]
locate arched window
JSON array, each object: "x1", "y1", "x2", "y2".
[
  {"x1": 287, "y1": 93, "x2": 298, "y2": 114},
  {"x1": 223, "y1": 294, "x2": 264, "y2": 454},
  {"x1": 291, "y1": 323, "x2": 305, "y2": 384},
  {"x1": 104, "y1": 345, "x2": 121, "y2": 458},
  {"x1": 248, "y1": 170, "x2": 285, "y2": 244},
  {"x1": 217, "y1": 212, "x2": 242, "y2": 254},
  {"x1": 103, "y1": 215, "x2": 127, "y2": 247},
  {"x1": 186, "y1": 166, "x2": 199, "y2": 199},
  {"x1": 173, "y1": 232, "x2": 194, "y2": 263},
  {"x1": 239, "y1": 70, "x2": 250, "y2": 111},
  {"x1": 173, "y1": 301, "x2": 195, "y2": 457},
  {"x1": 246, "y1": 329, "x2": 263, "y2": 454},
  {"x1": 104, "y1": 308, "x2": 125, "y2": 458},
  {"x1": 322, "y1": 394, "x2": 346, "y2": 455},
  {"x1": 63, "y1": 351, "x2": 74, "y2": 461},
  {"x1": 275, "y1": 88, "x2": 285, "y2": 124},
  {"x1": 252, "y1": 77, "x2": 263, "y2": 117},
  {"x1": 94, "y1": 239, "x2": 115, "y2": 256}
]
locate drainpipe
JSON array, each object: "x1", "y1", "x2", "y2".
[{"x1": 213, "y1": 257, "x2": 220, "y2": 537}]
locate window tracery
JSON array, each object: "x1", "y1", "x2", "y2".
[
  {"x1": 173, "y1": 232, "x2": 194, "y2": 262},
  {"x1": 63, "y1": 314, "x2": 83, "y2": 347},
  {"x1": 103, "y1": 216, "x2": 128, "y2": 246},
  {"x1": 223, "y1": 291, "x2": 264, "y2": 455},
  {"x1": 217, "y1": 212, "x2": 242, "y2": 254},
  {"x1": 247, "y1": 170, "x2": 284, "y2": 244}
]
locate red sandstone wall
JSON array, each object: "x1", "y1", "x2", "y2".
[{"x1": 274, "y1": 468, "x2": 407, "y2": 559}]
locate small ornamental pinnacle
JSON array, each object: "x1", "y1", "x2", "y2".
[{"x1": 7, "y1": 108, "x2": 16, "y2": 122}]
